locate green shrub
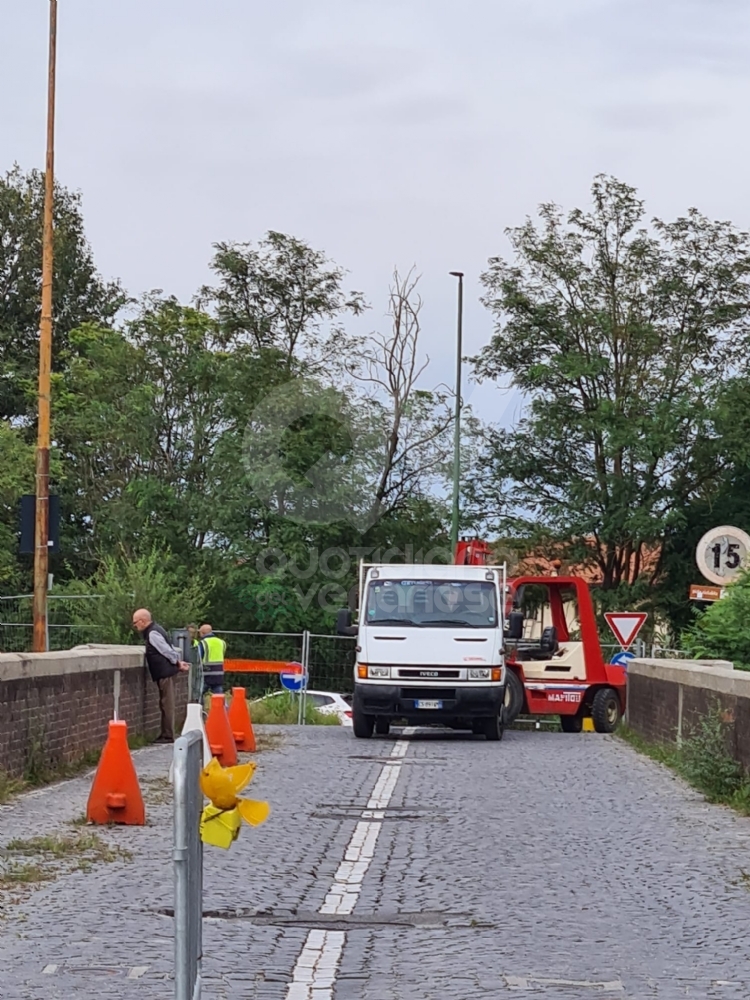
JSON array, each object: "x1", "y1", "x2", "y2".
[
  {"x1": 679, "y1": 708, "x2": 745, "y2": 802},
  {"x1": 620, "y1": 706, "x2": 750, "y2": 816},
  {"x1": 250, "y1": 691, "x2": 340, "y2": 726},
  {"x1": 683, "y1": 568, "x2": 750, "y2": 669},
  {"x1": 58, "y1": 548, "x2": 208, "y2": 644}
]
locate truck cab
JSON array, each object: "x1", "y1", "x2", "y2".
[{"x1": 337, "y1": 563, "x2": 508, "y2": 741}]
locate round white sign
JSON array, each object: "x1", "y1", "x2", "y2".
[{"x1": 695, "y1": 525, "x2": 750, "y2": 585}]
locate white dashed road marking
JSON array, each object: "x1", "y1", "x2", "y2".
[{"x1": 284, "y1": 729, "x2": 414, "y2": 999}]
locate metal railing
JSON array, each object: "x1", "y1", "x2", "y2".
[
  {"x1": 173, "y1": 730, "x2": 203, "y2": 1000},
  {"x1": 648, "y1": 645, "x2": 687, "y2": 659}
]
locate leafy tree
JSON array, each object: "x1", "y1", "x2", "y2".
[
  {"x1": 683, "y1": 569, "x2": 750, "y2": 669},
  {"x1": 472, "y1": 175, "x2": 750, "y2": 593},
  {"x1": 641, "y1": 371, "x2": 750, "y2": 632},
  {"x1": 54, "y1": 298, "x2": 294, "y2": 572},
  {"x1": 0, "y1": 174, "x2": 454, "y2": 643},
  {"x1": 227, "y1": 495, "x2": 450, "y2": 634},
  {"x1": 59, "y1": 548, "x2": 208, "y2": 645},
  {"x1": 0, "y1": 422, "x2": 35, "y2": 590},
  {"x1": 203, "y1": 231, "x2": 366, "y2": 371},
  {"x1": 0, "y1": 166, "x2": 124, "y2": 422}
]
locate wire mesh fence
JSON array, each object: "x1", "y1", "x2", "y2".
[
  {"x1": 217, "y1": 630, "x2": 356, "y2": 697},
  {"x1": 308, "y1": 634, "x2": 356, "y2": 694},
  {"x1": 0, "y1": 595, "x2": 105, "y2": 653}
]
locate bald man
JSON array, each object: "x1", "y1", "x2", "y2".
[{"x1": 132, "y1": 609, "x2": 189, "y2": 743}]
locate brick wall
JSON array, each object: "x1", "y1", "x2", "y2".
[
  {"x1": 0, "y1": 644, "x2": 187, "y2": 779},
  {"x1": 627, "y1": 658, "x2": 750, "y2": 771}
]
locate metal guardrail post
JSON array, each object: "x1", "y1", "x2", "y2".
[
  {"x1": 173, "y1": 731, "x2": 203, "y2": 1000},
  {"x1": 300, "y1": 630, "x2": 311, "y2": 725}
]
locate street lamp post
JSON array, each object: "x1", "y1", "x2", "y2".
[
  {"x1": 33, "y1": 0, "x2": 58, "y2": 653},
  {"x1": 449, "y1": 271, "x2": 464, "y2": 554}
]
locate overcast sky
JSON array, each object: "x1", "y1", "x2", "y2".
[{"x1": 3, "y1": 0, "x2": 750, "y2": 424}]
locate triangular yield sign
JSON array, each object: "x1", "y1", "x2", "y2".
[{"x1": 604, "y1": 612, "x2": 648, "y2": 650}]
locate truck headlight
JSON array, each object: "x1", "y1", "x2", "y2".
[
  {"x1": 369, "y1": 666, "x2": 390, "y2": 678},
  {"x1": 469, "y1": 668, "x2": 491, "y2": 680}
]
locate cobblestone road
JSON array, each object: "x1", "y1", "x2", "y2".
[{"x1": 1, "y1": 726, "x2": 750, "y2": 999}]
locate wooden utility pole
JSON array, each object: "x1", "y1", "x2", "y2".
[{"x1": 33, "y1": 0, "x2": 58, "y2": 653}]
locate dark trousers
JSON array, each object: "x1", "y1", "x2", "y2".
[
  {"x1": 202, "y1": 669, "x2": 224, "y2": 698},
  {"x1": 202, "y1": 681, "x2": 225, "y2": 697},
  {"x1": 157, "y1": 676, "x2": 176, "y2": 740}
]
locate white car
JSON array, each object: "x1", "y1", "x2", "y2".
[
  {"x1": 253, "y1": 690, "x2": 353, "y2": 726},
  {"x1": 305, "y1": 691, "x2": 353, "y2": 726}
]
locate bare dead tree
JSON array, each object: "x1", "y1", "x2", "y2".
[{"x1": 347, "y1": 268, "x2": 453, "y2": 516}]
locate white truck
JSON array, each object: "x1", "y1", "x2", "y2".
[{"x1": 337, "y1": 562, "x2": 508, "y2": 740}]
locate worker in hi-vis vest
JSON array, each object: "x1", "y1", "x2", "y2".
[{"x1": 198, "y1": 623, "x2": 226, "y2": 697}]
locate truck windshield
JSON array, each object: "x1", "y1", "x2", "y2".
[{"x1": 365, "y1": 580, "x2": 498, "y2": 628}]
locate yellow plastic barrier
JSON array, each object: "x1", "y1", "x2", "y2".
[{"x1": 198, "y1": 758, "x2": 270, "y2": 849}]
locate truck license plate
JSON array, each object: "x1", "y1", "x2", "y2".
[{"x1": 415, "y1": 699, "x2": 442, "y2": 710}]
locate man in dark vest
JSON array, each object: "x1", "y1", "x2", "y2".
[{"x1": 132, "y1": 608, "x2": 189, "y2": 743}]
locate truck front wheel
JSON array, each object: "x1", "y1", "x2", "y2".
[
  {"x1": 483, "y1": 710, "x2": 505, "y2": 742},
  {"x1": 353, "y1": 706, "x2": 375, "y2": 739}
]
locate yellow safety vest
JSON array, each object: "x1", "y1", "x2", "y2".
[{"x1": 201, "y1": 635, "x2": 226, "y2": 667}]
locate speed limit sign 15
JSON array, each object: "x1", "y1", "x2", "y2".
[{"x1": 696, "y1": 525, "x2": 750, "y2": 586}]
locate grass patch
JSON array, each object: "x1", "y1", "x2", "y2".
[
  {"x1": 0, "y1": 770, "x2": 26, "y2": 804},
  {"x1": 509, "y1": 716, "x2": 562, "y2": 732},
  {"x1": 0, "y1": 830, "x2": 132, "y2": 904},
  {"x1": 618, "y1": 725, "x2": 681, "y2": 768},
  {"x1": 250, "y1": 692, "x2": 341, "y2": 726},
  {"x1": 5, "y1": 729, "x2": 160, "y2": 802},
  {"x1": 24, "y1": 748, "x2": 101, "y2": 789},
  {"x1": 5, "y1": 831, "x2": 129, "y2": 865},
  {"x1": 619, "y1": 708, "x2": 750, "y2": 816},
  {"x1": 0, "y1": 863, "x2": 53, "y2": 887},
  {"x1": 128, "y1": 733, "x2": 153, "y2": 751}
]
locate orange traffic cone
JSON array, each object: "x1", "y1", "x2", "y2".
[
  {"x1": 86, "y1": 720, "x2": 145, "y2": 825},
  {"x1": 228, "y1": 687, "x2": 256, "y2": 752},
  {"x1": 205, "y1": 694, "x2": 238, "y2": 766}
]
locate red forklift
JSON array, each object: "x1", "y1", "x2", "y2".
[{"x1": 454, "y1": 540, "x2": 627, "y2": 733}]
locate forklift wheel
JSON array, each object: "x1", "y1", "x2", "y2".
[
  {"x1": 560, "y1": 714, "x2": 583, "y2": 733},
  {"x1": 504, "y1": 669, "x2": 524, "y2": 724},
  {"x1": 591, "y1": 687, "x2": 622, "y2": 734}
]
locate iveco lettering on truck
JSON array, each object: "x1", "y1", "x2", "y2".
[{"x1": 337, "y1": 563, "x2": 510, "y2": 741}]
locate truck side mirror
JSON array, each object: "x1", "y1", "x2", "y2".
[
  {"x1": 336, "y1": 608, "x2": 357, "y2": 636},
  {"x1": 507, "y1": 611, "x2": 524, "y2": 640}
]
